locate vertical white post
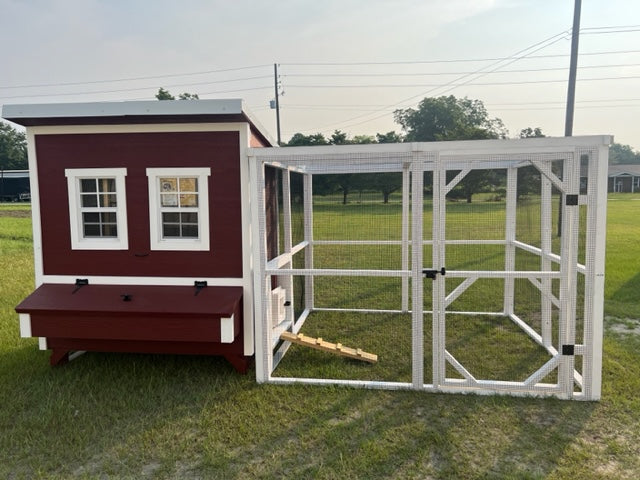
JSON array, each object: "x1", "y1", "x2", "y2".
[
  {"x1": 432, "y1": 152, "x2": 446, "y2": 388},
  {"x1": 303, "y1": 173, "x2": 314, "y2": 312},
  {"x1": 250, "y1": 157, "x2": 272, "y2": 382},
  {"x1": 281, "y1": 170, "x2": 294, "y2": 327},
  {"x1": 504, "y1": 167, "x2": 517, "y2": 316},
  {"x1": 541, "y1": 175, "x2": 553, "y2": 347},
  {"x1": 411, "y1": 147, "x2": 424, "y2": 389},
  {"x1": 26, "y1": 131, "x2": 44, "y2": 288},
  {"x1": 582, "y1": 144, "x2": 608, "y2": 400},
  {"x1": 558, "y1": 152, "x2": 580, "y2": 399},
  {"x1": 401, "y1": 164, "x2": 410, "y2": 312}
]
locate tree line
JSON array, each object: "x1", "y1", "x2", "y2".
[{"x1": 1, "y1": 90, "x2": 637, "y2": 185}]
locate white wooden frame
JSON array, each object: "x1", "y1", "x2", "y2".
[
  {"x1": 65, "y1": 167, "x2": 129, "y2": 250},
  {"x1": 250, "y1": 136, "x2": 610, "y2": 400},
  {"x1": 146, "y1": 167, "x2": 211, "y2": 251}
]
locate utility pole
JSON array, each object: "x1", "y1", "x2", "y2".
[
  {"x1": 273, "y1": 63, "x2": 282, "y2": 146},
  {"x1": 559, "y1": 0, "x2": 582, "y2": 236},
  {"x1": 565, "y1": 0, "x2": 582, "y2": 137}
]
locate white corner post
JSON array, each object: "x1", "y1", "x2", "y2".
[
  {"x1": 432, "y1": 152, "x2": 446, "y2": 388},
  {"x1": 303, "y1": 173, "x2": 314, "y2": 312},
  {"x1": 503, "y1": 167, "x2": 517, "y2": 316},
  {"x1": 540, "y1": 174, "x2": 553, "y2": 347},
  {"x1": 411, "y1": 147, "x2": 425, "y2": 389},
  {"x1": 250, "y1": 156, "x2": 271, "y2": 382},
  {"x1": 401, "y1": 163, "x2": 410, "y2": 312},
  {"x1": 582, "y1": 144, "x2": 608, "y2": 400},
  {"x1": 558, "y1": 152, "x2": 580, "y2": 399}
]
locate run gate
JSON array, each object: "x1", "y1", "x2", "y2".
[{"x1": 250, "y1": 136, "x2": 610, "y2": 400}]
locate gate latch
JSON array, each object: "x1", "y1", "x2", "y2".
[{"x1": 422, "y1": 267, "x2": 446, "y2": 280}]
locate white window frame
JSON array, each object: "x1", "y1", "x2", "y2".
[
  {"x1": 146, "y1": 167, "x2": 211, "y2": 251},
  {"x1": 65, "y1": 168, "x2": 128, "y2": 250}
]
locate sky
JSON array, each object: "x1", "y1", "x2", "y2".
[{"x1": 1, "y1": 0, "x2": 639, "y2": 149}]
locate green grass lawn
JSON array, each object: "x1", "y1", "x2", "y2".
[{"x1": 1, "y1": 196, "x2": 640, "y2": 479}]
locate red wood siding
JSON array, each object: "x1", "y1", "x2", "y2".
[
  {"x1": 35, "y1": 131, "x2": 244, "y2": 278},
  {"x1": 17, "y1": 284, "x2": 245, "y2": 356}
]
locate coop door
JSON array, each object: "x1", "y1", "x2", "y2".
[{"x1": 428, "y1": 156, "x2": 581, "y2": 396}]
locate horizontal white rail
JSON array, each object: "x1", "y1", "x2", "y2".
[
  {"x1": 446, "y1": 270, "x2": 561, "y2": 279},
  {"x1": 513, "y1": 240, "x2": 586, "y2": 274},
  {"x1": 312, "y1": 239, "x2": 506, "y2": 246},
  {"x1": 266, "y1": 241, "x2": 309, "y2": 270},
  {"x1": 265, "y1": 268, "x2": 411, "y2": 277}
]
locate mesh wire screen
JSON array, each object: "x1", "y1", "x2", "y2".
[
  {"x1": 272, "y1": 172, "x2": 413, "y2": 382},
  {"x1": 257, "y1": 142, "x2": 604, "y2": 398},
  {"x1": 436, "y1": 163, "x2": 555, "y2": 385}
]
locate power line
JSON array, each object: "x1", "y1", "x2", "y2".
[
  {"x1": 286, "y1": 30, "x2": 572, "y2": 133},
  {"x1": 2, "y1": 47, "x2": 638, "y2": 92},
  {"x1": 284, "y1": 62, "x2": 640, "y2": 78},
  {"x1": 282, "y1": 97, "x2": 640, "y2": 110},
  {"x1": 0, "y1": 64, "x2": 272, "y2": 90},
  {"x1": 0, "y1": 84, "x2": 272, "y2": 101},
  {"x1": 285, "y1": 74, "x2": 640, "y2": 89},
  {"x1": 495, "y1": 103, "x2": 640, "y2": 111},
  {"x1": 281, "y1": 49, "x2": 640, "y2": 67},
  {"x1": 0, "y1": 75, "x2": 271, "y2": 99}
]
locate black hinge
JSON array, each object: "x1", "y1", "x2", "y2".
[
  {"x1": 422, "y1": 267, "x2": 446, "y2": 280},
  {"x1": 194, "y1": 280, "x2": 208, "y2": 296},
  {"x1": 72, "y1": 278, "x2": 89, "y2": 294},
  {"x1": 565, "y1": 194, "x2": 579, "y2": 206},
  {"x1": 562, "y1": 344, "x2": 575, "y2": 356}
]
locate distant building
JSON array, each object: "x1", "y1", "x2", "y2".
[
  {"x1": 608, "y1": 164, "x2": 640, "y2": 192},
  {"x1": 0, "y1": 170, "x2": 30, "y2": 202}
]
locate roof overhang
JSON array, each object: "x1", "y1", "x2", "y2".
[{"x1": 2, "y1": 99, "x2": 275, "y2": 146}]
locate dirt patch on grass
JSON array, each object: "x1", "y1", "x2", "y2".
[
  {"x1": 605, "y1": 316, "x2": 640, "y2": 335},
  {"x1": 0, "y1": 210, "x2": 31, "y2": 218}
]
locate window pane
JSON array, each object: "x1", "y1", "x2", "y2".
[
  {"x1": 162, "y1": 212, "x2": 180, "y2": 223},
  {"x1": 101, "y1": 212, "x2": 117, "y2": 223},
  {"x1": 162, "y1": 224, "x2": 180, "y2": 237},
  {"x1": 101, "y1": 224, "x2": 118, "y2": 237},
  {"x1": 81, "y1": 194, "x2": 98, "y2": 208},
  {"x1": 160, "y1": 178, "x2": 177, "y2": 192},
  {"x1": 179, "y1": 177, "x2": 198, "y2": 192},
  {"x1": 161, "y1": 193, "x2": 178, "y2": 207},
  {"x1": 83, "y1": 224, "x2": 101, "y2": 237},
  {"x1": 181, "y1": 212, "x2": 198, "y2": 223},
  {"x1": 98, "y1": 178, "x2": 116, "y2": 193},
  {"x1": 99, "y1": 194, "x2": 117, "y2": 207},
  {"x1": 83, "y1": 212, "x2": 100, "y2": 223},
  {"x1": 179, "y1": 193, "x2": 198, "y2": 207},
  {"x1": 80, "y1": 179, "x2": 97, "y2": 192},
  {"x1": 181, "y1": 224, "x2": 199, "y2": 238}
]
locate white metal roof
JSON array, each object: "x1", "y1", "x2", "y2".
[
  {"x1": 2, "y1": 99, "x2": 244, "y2": 119},
  {"x1": 1, "y1": 99, "x2": 276, "y2": 145}
]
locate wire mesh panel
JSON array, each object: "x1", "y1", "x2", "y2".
[
  {"x1": 270, "y1": 172, "x2": 413, "y2": 383},
  {"x1": 251, "y1": 137, "x2": 609, "y2": 399}
]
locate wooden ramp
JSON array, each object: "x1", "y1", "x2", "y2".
[{"x1": 280, "y1": 332, "x2": 378, "y2": 364}]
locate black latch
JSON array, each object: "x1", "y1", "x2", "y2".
[
  {"x1": 284, "y1": 301, "x2": 291, "y2": 307},
  {"x1": 72, "y1": 278, "x2": 89, "y2": 294},
  {"x1": 422, "y1": 267, "x2": 446, "y2": 280},
  {"x1": 562, "y1": 344, "x2": 575, "y2": 356},
  {"x1": 121, "y1": 294, "x2": 132, "y2": 302},
  {"x1": 565, "y1": 194, "x2": 579, "y2": 206},
  {"x1": 194, "y1": 280, "x2": 208, "y2": 296}
]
